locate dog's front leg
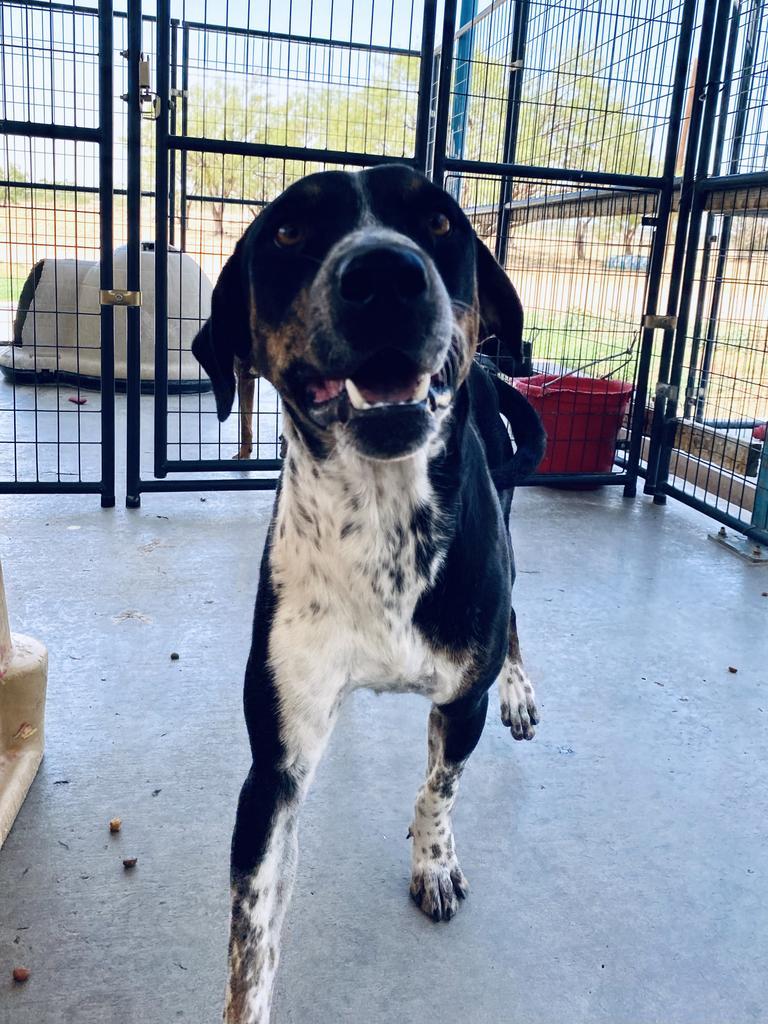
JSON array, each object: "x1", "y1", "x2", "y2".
[
  {"x1": 224, "y1": 675, "x2": 340, "y2": 1023},
  {"x1": 498, "y1": 608, "x2": 539, "y2": 740},
  {"x1": 409, "y1": 691, "x2": 489, "y2": 921}
]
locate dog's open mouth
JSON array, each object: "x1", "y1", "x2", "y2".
[{"x1": 304, "y1": 349, "x2": 453, "y2": 428}]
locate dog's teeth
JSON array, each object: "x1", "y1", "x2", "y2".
[
  {"x1": 434, "y1": 389, "x2": 452, "y2": 408},
  {"x1": 413, "y1": 373, "x2": 430, "y2": 403},
  {"x1": 345, "y1": 379, "x2": 372, "y2": 411}
]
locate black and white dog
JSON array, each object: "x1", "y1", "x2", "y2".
[{"x1": 192, "y1": 164, "x2": 546, "y2": 1023}]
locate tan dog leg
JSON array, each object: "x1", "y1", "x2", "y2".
[
  {"x1": 498, "y1": 611, "x2": 539, "y2": 740},
  {"x1": 234, "y1": 371, "x2": 255, "y2": 460}
]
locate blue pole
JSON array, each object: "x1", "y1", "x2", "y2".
[
  {"x1": 753, "y1": 434, "x2": 768, "y2": 534},
  {"x1": 448, "y1": 0, "x2": 477, "y2": 196}
]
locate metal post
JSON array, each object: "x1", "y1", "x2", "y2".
[
  {"x1": 446, "y1": 0, "x2": 477, "y2": 198},
  {"x1": 98, "y1": 0, "x2": 115, "y2": 508},
  {"x1": 179, "y1": 23, "x2": 190, "y2": 253},
  {"x1": 125, "y1": 0, "x2": 142, "y2": 508},
  {"x1": 414, "y1": 0, "x2": 438, "y2": 172},
  {"x1": 753, "y1": 435, "x2": 768, "y2": 535},
  {"x1": 425, "y1": 50, "x2": 440, "y2": 177},
  {"x1": 495, "y1": 0, "x2": 530, "y2": 266},
  {"x1": 155, "y1": 0, "x2": 170, "y2": 479},
  {"x1": 684, "y1": 1, "x2": 740, "y2": 419},
  {"x1": 651, "y1": 0, "x2": 733, "y2": 500},
  {"x1": 624, "y1": 0, "x2": 699, "y2": 497},
  {"x1": 643, "y1": 0, "x2": 717, "y2": 501},
  {"x1": 169, "y1": 17, "x2": 179, "y2": 249},
  {"x1": 696, "y1": 0, "x2": 763, "y2": 422},
  {"x1": 431, "y1": 0, "x2": 459, "y2": 190}
]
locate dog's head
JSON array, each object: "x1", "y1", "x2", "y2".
[{"x1": 193, "y1": 165, "x2": 523, "y2": 461}]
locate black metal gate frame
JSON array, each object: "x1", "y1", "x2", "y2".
[
  {"x1": 433, "y1": 0, "x2": 700, "y2": 497},
  {"x1": 0, "y1": 0, "x2": 116, "y2": 506},
  {"x1": 122, "y1": 0, "x2": 438, "y2": 505},
  {"x1": 643, "y1": 0, "x2": 768, "y2": 546}
]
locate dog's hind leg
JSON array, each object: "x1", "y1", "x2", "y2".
[
  {"x1": 409, "y1": 691, "x2": 488, "y2": 922},
  {"x1": 498, "y1": 608, "x2": 539, "y2": 740},
  {"x1": 233, "y1": 371, "x2": 255, "y2": 460}
]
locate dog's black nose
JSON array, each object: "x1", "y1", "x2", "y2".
[{"x1": 337, "y1": 247, "x2": 428, "y2": 307}]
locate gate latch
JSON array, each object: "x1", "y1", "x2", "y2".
[
  {"x1": 119, "y1": 53, "x2": 161, "y2": 118},
  {"x1": 100, "y1": 289, "x2": 142, "y2": 307},
  {"x1": 139, "y1": 55, "x2": 161, "y2": 120}
]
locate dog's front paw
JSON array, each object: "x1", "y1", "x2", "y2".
[
  {"x1": 499, "y1": 660, "x2": 539, "y2": 740},
  {"x1": 232, "y1": 446, "x2": 253, "y2": 460},
  {"x1": 410, "y1": 845, "x2": 468, "y2": 922}
]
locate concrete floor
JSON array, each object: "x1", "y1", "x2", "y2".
[{"x1": 0, "y1": 483, "x2": 766, "y2": 1024}]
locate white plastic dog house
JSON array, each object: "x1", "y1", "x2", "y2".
[{"x1": 0, "y1": 245, "x2": 213, "y2": 393}]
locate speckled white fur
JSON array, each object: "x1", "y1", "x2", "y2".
[
  {"x1": 269, "y1": 423, "x2": 464, "y2": 723},
  {"x1": 224, "y1": 426, "x2": 473, "y2": 1023},
  {"x1": 498, "y1": 655, "x2": 538, "y2": 740}
]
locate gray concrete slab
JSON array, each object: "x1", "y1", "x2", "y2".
[{"x1": 0, "y1": 484, "x2": 766, "y2": 1024}]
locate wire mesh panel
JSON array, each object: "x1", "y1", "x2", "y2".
[
  {"x1": 713, "y1": 0, "x2": 768, "y2": 178},
  {"x1": 9, "y1": 0, "x2": 762, "y2": 518},
  {"x1": 457, "y1": 173, "x2": 657, "y2": 479},
  {"x1": 654, "y1": 186, "x2": 768, "y2": 542},
  {"x1": 165, "y1": 155, "x2": 377, "y2": 470},
  {"x1": 140, "y1": 0, "x2": 437, "y2": 497},
  {"x1": 434, "y1": 0, "x2": 698, "y2": 487},
  {"x1": 179, "y1": 14, "x2": 424, "y2": 157},
  {"x1": 0, "y1": 0, "x2": 100, "y2": 130},
  {"x1": 446, "y1": 0, "x2": 689, "y2": 177},
  {"x1": 0, "y1": 0, "x2": 114, "y2": 502},
  {"x1": 646, "y1": 0, "x2": 768, "y2": 543}
]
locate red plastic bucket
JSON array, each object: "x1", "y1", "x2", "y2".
[{"x1": 514, "y1": 374, "x2": 634, "y2": 475}]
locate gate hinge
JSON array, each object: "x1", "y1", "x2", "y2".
[
  {"x1": 641, "y1": 215, "x2": 658, "y2": 227},
  {"x1": 655, "y1": 382, "x2": 678, "y2": 403},
  {"x1": 644, "y1": 313, "x2": 677, "y2": 331},
  {"x1": 100, "y1": 289, "x2": 142, "y2": 307},
  {"x1": 510, "y1": 59, "x2": 524, "y2": 70},
  {"x1": 170, "y1": 88, "x2": 188, "y2": 99}
]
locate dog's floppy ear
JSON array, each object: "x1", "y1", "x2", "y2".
[
  {"x1": 475, "y1": 236, "x2": 524, "y2": 367},
  {"x1": 192, "y1": 237, "x2": 252, "y2": 422}
]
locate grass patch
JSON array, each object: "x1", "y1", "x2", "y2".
[{"x1": 0, "y1": 276, "x2": 20, "y2": 303}]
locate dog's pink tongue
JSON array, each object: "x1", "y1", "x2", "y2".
[
  {"x1": 358, "y1": 381, "x2": 418, "y2": 404},
  {"x1": 308, "y1": 378, "x2": 344, "y2": 404}
]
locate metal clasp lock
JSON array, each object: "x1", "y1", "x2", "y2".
[{"x1": 140, "y1": 55, "x2": 161, "y2": 120}]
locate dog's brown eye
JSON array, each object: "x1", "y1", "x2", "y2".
[
  {"x1": 275, "y1": 224, "x2": 304, "y2": 248},
  {"x1": 428, "y1": 212, "x2": 451, "y2": 237}
]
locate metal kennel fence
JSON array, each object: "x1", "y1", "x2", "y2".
[
  {"x1": 644, "y1": 0, "x2": 768, "y2": 546},
  {"x1": 0, "y1": 0, "x2": 116, "y2": 503},
  {"x1": 0, "y1": 0, "x2": 766, "y2": 543}
]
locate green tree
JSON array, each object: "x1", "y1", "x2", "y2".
[
  {"x1": 457, "y1": 52, "x2": 660, "y2": 259},
  {"x1": 0, "y1": 165, "x2": 27, "y2": 207},
  {"x1": 162, "y1": 48, "x2": 652, "y2": 258},
  {"x1": 177, "y1": 55, "x2": 421, "y2": 236}
]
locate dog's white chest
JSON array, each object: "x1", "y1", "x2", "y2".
[{"x1": 268, "y1": 446, "x2": 448, "y2": 696}]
